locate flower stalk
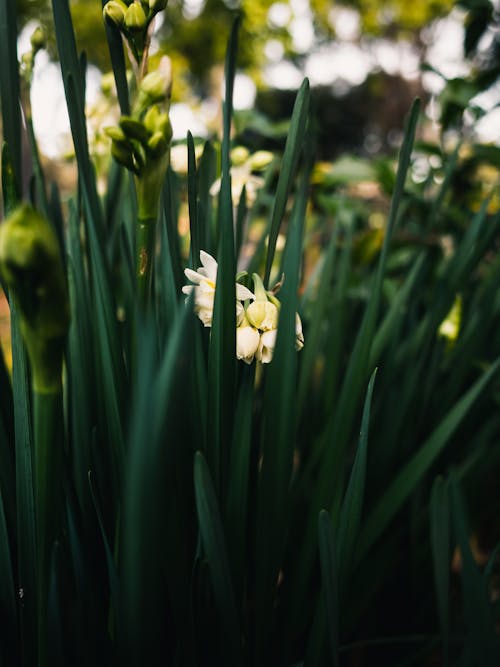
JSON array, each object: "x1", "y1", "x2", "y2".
[
  {"x1": 0, "y1": 204, "x2": 69, "y2": 666},
  {"x1": 103, "y1": 0, "x2": 173, "y2": 306}
]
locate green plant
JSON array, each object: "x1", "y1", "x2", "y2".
[{"x1": 1, "y1": 2, "x2": 500, "y2": 666}]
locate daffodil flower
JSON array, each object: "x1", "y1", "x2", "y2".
[
  {"x1": 256, "y1": 329, "x2": 277, "y2": 364},
  {"x1": 182, "y1": 250, "x2": 254, "y2": 327},
  {"x1": 295, "y1": 313, "x2": 304, "y2": 351},
  {"x1": 236, "y1": 322, "x2": 261, "y2": 364}
]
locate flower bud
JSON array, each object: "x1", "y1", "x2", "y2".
[
  {"x1": 111, "y1": 140, "x2": 136, "y2": 172},
  {"x1": 231, "y1": 146, "x2": 249, "y2": 166},
  {"x1": 120, "y1": 116, "x2": 150, "y2": 144},
  {"x1": 0, "y1": 205, "x2": 69, "y2": 391},
  {"x1": 140, "y1": 70, "x2": 170, "y2": 103},
  {"x1": 248, "y1": 150, "x2": 274, "y2": 171},
  {"x1": 246, "y1": 300, "x2": 278, "y2": 331},
  {"x1": 103, "y1": 0, "x2": 127, "y2": 27},
  {"x1": 30, "y1": 26, "x2": 46, "y2": 53},
  {"x1": 124, "y1": 1, "x2": 147, "y2": 31},
  {"x1": 104, "y1": 125, "x2": 128, "y2": 143},
  {"x1": 149, "y1": 0, "x2": 168, "y2": 13}
]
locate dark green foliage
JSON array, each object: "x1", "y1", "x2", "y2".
[{"x1": 0, "y1": 4, "x2": 499, "y2": 667}]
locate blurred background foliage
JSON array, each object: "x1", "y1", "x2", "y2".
[{"x1": 15, "y1": 0, "x2": 500, "y2": 171}]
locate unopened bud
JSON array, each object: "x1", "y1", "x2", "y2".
[
  {"x1": 248, "y1": 150, "x2": 274, "y2": 171},
  {"x1": 231, "y1": 146, "x2": 249, "y2": 166},
  {"x1": 149, "y1": 0, "x2": 167, "y2": 13},
  {"x1": 246, "y1": 300, "x2": 278, "y2": 331},
  {"x1": 104, "y1": 126, "x2": 128, "y2": 143},
  {"x1": 103, "y1": 0, "x2": 127, "y2": 27},
  {"x1": 140, "y1": 70, "x2": 169, "y2": 103},
  {"x1": 120, "y1": 116, "x2": 150, "y2": 143},
  {"x1": 124, "y1": 1, "x2": 147, "y2": 31},
  {"x1": 111, "y1": 140, "x2": 136, "y2": 172},
  {"x1": 143, "y1": 105, "x2": 161, "y2": 133}
]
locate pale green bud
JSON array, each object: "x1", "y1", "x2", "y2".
[
  {"x1": 231, "y1": 146, "x2": 250, "y2": 166},
  {"x1": 0, "y1": 205, "x2": 69, "y2": 391},
  {"x1": 104, "y1": 125, "x2": 128, "y2": 143},
  {"x1": 119, "y1": 116, "x2": 150, "y2": 143},
  {"x1": 124, "y1": 1, "x2": 147, "y2": 31},
  {"x1": 143, "y1": 105, "x2": 161, "y2": 134},
  {"x1": 248, "y1": 150, "x2": 274, "y2": 171},
  {"x1": 103, "y1": 0, "x2": 127, "y2": 27},
  {"x1": 246, "y1": 300, "x2": 278, "y2": 331},
  {"x1": 140, "y1": 70, "x2": 169, "y2": 103}
]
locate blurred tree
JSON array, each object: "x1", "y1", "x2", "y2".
[{"x1": 18, "y1": 0, "x2": 459, "y2": 88}]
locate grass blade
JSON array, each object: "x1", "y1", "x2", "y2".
[
  {"x1": 194, "y1": 451, "x2": 242, "y2": 663},
  {"x1": 430, "y1": 476, "x2": 450, "y2": 666},
  {"x1": 263, "y1": 78, "x2": 310, "y2": 286},
  {"x1": 318, "y1": 510, "x2": 340, "y2": 667},
  {"x1": 0, "y1": 0, "x2": 21, "y2": 190},
  {"x1": 336, "y1": 369, "x2": 377, "y2": 593}
]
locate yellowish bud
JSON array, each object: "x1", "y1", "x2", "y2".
[
  {"x1": 246, "y1": 300, "x2": 278, "y2": 331},
  {"x1": 103, "y1": 0, "x2": 127, "y2": 27},
  {"x1": 124, "y1": 1, "x2": 147, "y2": 31},
  {"x1": 149, "y1": 0, "x2": 167, "y2": 13},
  {"x1": 140, "y1": 70, "x2": 170, "y2": 103},
  {"x1": 120, "y1": 116, "x2": 150, "y2": 143}
]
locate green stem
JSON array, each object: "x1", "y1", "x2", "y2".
[
  {"x1": 136, "y1": 215, "x2": 157, "y2": 306},
  {"x1": 34, "y1": 388, "x2": 63, "y2": 667}
]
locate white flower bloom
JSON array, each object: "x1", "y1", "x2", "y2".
[
  {"x1": 256, "y1": 329, "x2": 277, "y2": 364},
  {"x1": 236, "y1": 325, "x2": 261, "y2": 364},
  {"x1": 183, "y1": 250, "x2": 254, "y2": 327},
  {"x1": 295, "y1": 313, "x2": 304, "y2": 351}
]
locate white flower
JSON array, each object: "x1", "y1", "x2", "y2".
[
  {"x1": 295, "y1": 313, "x2": 304, "y2": 351},
  {"x1": 182, "y1": 250, "x2": 254, "y2": 327},
  {"x1": 256, "y1": 329, "x2": 277, "y2": 364},
  {"x1": 236, "y1": 325, "x2": 261, "y2": 364}
]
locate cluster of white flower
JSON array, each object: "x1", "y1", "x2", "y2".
[{"x1": 182, "y1": 251, "x2": 304, "y2": 364}]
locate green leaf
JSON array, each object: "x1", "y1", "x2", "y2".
[
  {"x1": 0, "y1": 0, "x2": 21, "y2": 191},
  {"x1": 430, "y1": 476, "x2": 450, "y2": 666},
  {"x1": 102, "y1": 3, "x2": 130, "y2": 115},
  {"x1": 357, "y1": 357, "x2": 500, "y2": 559},
  {"x1": 187, "y1": 132, "x2": 201, "y2": 268},
  {"x1": 449, "y1": 472, "x2": 500, "y2": 665},
  {"x1": 0, "y1": 487, "x2": 18, "y2": 664},
  {"x1": 207, "y1": 19, "x2": 239, "y2": 495},
  {"x1": 336, "y1": 369, "x2": 377, "y2": 593},
  {"x1": 11, "y1": 302, "x2": 37, "y2": 667},
  {"x1": 255, "y1": 164, "x2": 309, "y2": 661},
  {"x1": 318, "y1": 510, "x2": 340, "y2": 667},
  {"x1": 194, "y1": 451, "x2": 242, "y2": 663},
  {"x1": 263, "y1": 78, "x2": 310, "y2": 287}
]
